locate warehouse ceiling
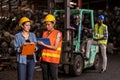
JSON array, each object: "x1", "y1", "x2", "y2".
[{"x1": 0, "y1": 0, "x2": 119, "y2": 12}]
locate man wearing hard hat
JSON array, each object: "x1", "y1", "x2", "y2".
[{"x1": 85, "y1": 15, "x2": 108, "y2": 73}]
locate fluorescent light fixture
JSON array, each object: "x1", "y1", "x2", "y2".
[{"x1": 70, "y1": 2, "x2": 77, "y2": 5}]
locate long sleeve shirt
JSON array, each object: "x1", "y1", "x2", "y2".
[{"x1": 14, "y1": 32, "x2": 37, "y2": 64}]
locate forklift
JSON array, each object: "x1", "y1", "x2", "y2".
[{"x1": 53, "y1": 9, "x2": 103, "y2": 76}]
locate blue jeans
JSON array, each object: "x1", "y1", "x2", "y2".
[{"x1": 17, "y1": 59, "x2": 35, "y2": 80}]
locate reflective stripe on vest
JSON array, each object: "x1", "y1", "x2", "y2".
[
  {"x1": 98, "y1": 40, "x2": 107, "y2": 44},
  {"x1": 41, "y1": 30, "x2": 62, "y2": 64},
  {"x1": 95, "y1": 23, "x2": 107, "y2": 44},
  {"x1": 42, "y1": 52, "x2": 60, "y2": 58}
]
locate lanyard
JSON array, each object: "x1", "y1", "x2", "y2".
[{"x1": 46, "y1": 30, "x2": 54, "y2": 38}]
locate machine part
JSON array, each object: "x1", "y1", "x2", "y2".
[
  {"x1": 69, "y1": 54, "x2": 83, "y2": 76},
  {"x1": 54, "y1": 9, "x2": 96, "y2": 76},
  {"x1": 93, "y1": 53, "x2": 102, "y2": 71},
  {"x1": 63, "y1": 64, "x2": 70, "y2": 74}
]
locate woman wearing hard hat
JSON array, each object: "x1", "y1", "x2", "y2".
[
  {"x1": 38, "y1": 14, "x2": 62, "y2": 80},
  {"x1": 14, "y1": 17, "x2": 37, "y2": 80}
]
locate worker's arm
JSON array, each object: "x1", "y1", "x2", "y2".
[
  {"x1": 38, "y1": 32, "x2": 61, "y2": 50},
  {"x1": 103, "y1": 26, "x2": 108, "y2": 40}
]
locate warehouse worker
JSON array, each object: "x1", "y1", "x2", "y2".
[
  {"x1": 85, "y1": 15, "x2": 108, "y2": 73},
  {"x1": 14, "y1": 17, "x2": 37, "y2": 80},
  {"x1": 38, "y1": 14, "x2": 62, "y2": 80}
]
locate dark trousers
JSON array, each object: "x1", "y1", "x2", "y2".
[
  {"x1": 41, "y1": 61, "x2": 58, "y2": 80},
  {"x1": 17, "y1": 59, "x2": 35, "y2": 80}
]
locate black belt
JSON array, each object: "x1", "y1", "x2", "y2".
[{"x1": 27, "y1": 55, "x2": 34, "y2": 60}]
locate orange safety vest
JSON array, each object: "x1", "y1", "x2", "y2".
[{"x1": 41, "y1": 29, "x2": 62, "y2": 64}]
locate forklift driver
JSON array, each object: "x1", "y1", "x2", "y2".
[{"x1": 70, "y1": 15, "x2": 81, "y2": 39}]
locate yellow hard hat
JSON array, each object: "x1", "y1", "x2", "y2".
[
  {"x1": 44, "y1": 14, "x2": 56, "y2": 22},
  {"x1": 19, "y1": 17, "x2": 31, "y2": 26}
]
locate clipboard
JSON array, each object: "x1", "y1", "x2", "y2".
[
  {"x1": 37, "y1": 38, "x2": 50, "y2": 49},
  {"x1": 22, "y1": 43, "x2": 36, "y2": 56}
]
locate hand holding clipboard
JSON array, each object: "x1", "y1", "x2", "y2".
[{"x1": 21, "y1": 43, "x2": 36, "y2": 56}]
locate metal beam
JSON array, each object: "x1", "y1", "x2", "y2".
[
  {"x1": 48, "y1": 0, "x2": 55, "y2": 14},
  {"x1": 64, "y1": 0, "x2": 70, "y2": 40},
  {"x1": 78, "y1": 0, "x2": 82, "y2": 9}
]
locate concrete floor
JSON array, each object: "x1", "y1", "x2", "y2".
[{"x1": 0, "y1": 52, "x2": 120, "y2": 80}]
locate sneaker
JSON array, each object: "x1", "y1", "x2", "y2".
[
  {"x1": 81, "y1": 48, "x2": 85, "y2": 53},
  {"x1": 100, "y1": 69, "x2": 106, "y2": 73},
  {"x1": 84, "y1": 57, "x2": 89, "y2": 61}
]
